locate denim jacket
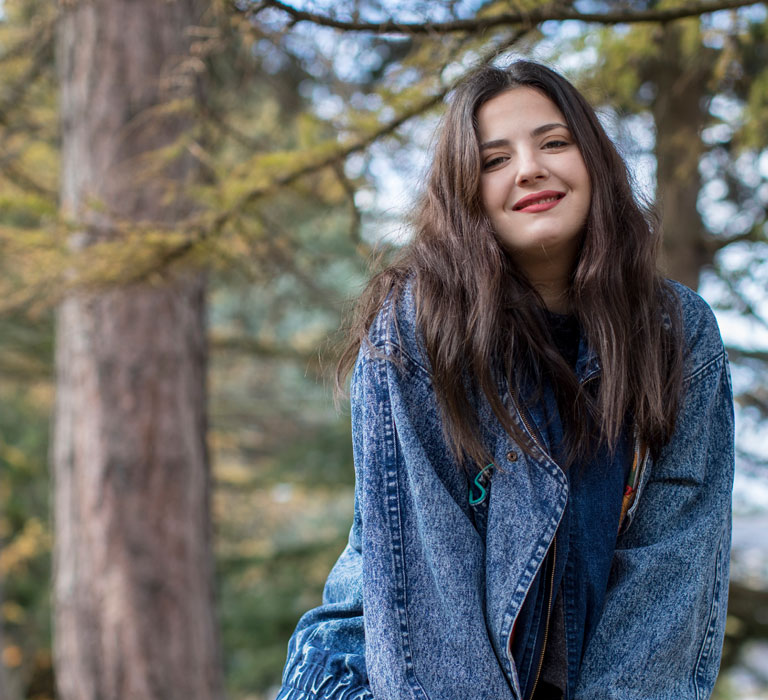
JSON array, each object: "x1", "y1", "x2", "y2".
[{"x1": 277, "y1": 281, "x2": 734, "y2": 700}]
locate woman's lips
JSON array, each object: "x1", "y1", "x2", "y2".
[{"x1": 513, "y1": 191, "x2": 565, "y2": 212}]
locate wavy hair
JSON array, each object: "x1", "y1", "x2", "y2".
[{"x1": 337, "y1": 60, "x2": 684, "y2": 469}]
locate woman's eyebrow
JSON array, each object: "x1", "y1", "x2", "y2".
[
  {"x1": 479, "y1": 138, "x2": 509, "y2": 151},
  {"x1": 531, "y1": 122, "x2": 570, "y2": 136},
  {"x1": 479, "y1": 122, "x2": 571, "y2": 151}
]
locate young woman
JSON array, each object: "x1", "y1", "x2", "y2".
[{"x1": 277, "y1": 60, "x2": 734, "y2": 700}]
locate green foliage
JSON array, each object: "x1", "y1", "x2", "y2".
[
  {"x1": 0, "y1": 0, "x2": 766, "y2": 697},
  {"x1": 216, "y1": 482, "x2": 352, "y2": 694},
  {"x1": 0, "y1": 4, "x2": 58, "y2": 695},
  {"x1": 0, "y1": 327, "x2": 54, "y2": 698},
  {"x1": 742, "y1": 69, "x2": 768, "y2": 149}
]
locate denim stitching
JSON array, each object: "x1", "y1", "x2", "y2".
[
  {"x1": 371, "y1": 292, "x2": 432, "y2": 378},
  {"x1": 500, "y1": 458, "x2": 568, "y2": 693},
  {"x1": 693, "y1": 523, "x2": 726, "y2": 699},
  {"x1": 279, "y1": 283, "x2": 732, "y2": 700},
  {"x1": 623, "y1": 352, "x2": 727, "y2": 536},
  {"x1": 380, "y1": 359, "x2": 431, "y2": 700},
  {"x1": 684, "y1": 350, "x2": 725, "y2": 384}
]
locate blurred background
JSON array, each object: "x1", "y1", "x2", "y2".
[{"x1": 0, "y1": 0, "x2": 767, "y2": 698}]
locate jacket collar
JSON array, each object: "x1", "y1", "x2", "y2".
[{"x1": 575, "y1": 332, "x2": 601, "y2": 384}]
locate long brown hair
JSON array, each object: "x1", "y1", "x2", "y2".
[{"x1": 337, "y1": 60, "x2": 684, "y2": 469}]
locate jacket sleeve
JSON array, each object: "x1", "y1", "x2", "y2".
[
  {"x1": 275, "y1": 504, "x2": 373, "y2": 700},
  {"x1": 575, "y1": 349, "x2": 734, "y2": 699},
  {"x1": 275, "y1": 352, "x2": 378, "y2": 700}
]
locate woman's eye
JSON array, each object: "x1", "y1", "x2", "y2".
[
  {"x1": 482, "y1": 155, "x2": 507, "y2": 170},
  {"x1": 543, "y1": 139, "x2": 569, "y2": 149}
]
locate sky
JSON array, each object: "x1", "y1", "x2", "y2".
[
  {"x1": 262, "y1": 0, "x2": 768, "y2": 505},
  {"x1": 292, "y1": 0, "x2": 768, "y2": 496}
]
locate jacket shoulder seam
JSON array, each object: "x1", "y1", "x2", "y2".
[
  {"x1": 364, "y1": 339, "x2": 431, "y2": 381},
  {"x1": 684, "y1": 350, "x2": 725, "y2": 384},
  {"x1": 366, "y1": 287, "x2": 432, "y2": 379}
]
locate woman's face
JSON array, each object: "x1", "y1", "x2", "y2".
[{"x1": 477, "y1": 87, "x2": 591, "y2": 276}]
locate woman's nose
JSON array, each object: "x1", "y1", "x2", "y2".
[{"x1": 515, "y1": 151, "x2": 549, "y2": 185}]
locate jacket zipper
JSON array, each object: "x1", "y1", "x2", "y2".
[
  {"x1": 527, "y1": 537, "x2": 556, "y2": 700},
  {"x1": 508, "y1": 371, "x2": 591, "y2": 699},
  {"x1": 510, "y1": 387, "x2": 547, "y2": 455},
  {"x1": 523, "y1": 372, "x2": 595, "y2": 697},
  {"x1": 510, "y1": 366, "x2": 598, "y2": 456},
  {"x1": 506, "y1": 388, "x2": 558, "y2": 700}
]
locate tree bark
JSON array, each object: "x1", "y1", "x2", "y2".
[
  {"x1": 651, "y1": 25, "x2": 713, "y2": 291},
  {"x1": 53, "y1": 2, "x2": 223, "y2": 699}
]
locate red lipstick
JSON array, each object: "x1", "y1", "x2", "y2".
[{"x1": 513, "y1": 190, "x2": 565, "y2": 212}]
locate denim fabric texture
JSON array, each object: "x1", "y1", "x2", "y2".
[{"x1": 277, "y1": 281, "x2": 734, "y2": 700}]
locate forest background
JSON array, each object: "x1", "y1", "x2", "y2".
[{"x1": 0, "y1": 0, "x2": 767, "y2": 698}]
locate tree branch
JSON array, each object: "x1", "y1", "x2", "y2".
[
  {"x1": 203, "y1": 28, "x2": 527, "y2": 230},
  {"x1": 113, "y1": 83, "x2": 447, "y2": 283},
  {"x1": 67, "y1": 29, "x2": 530, "y2": 286},
  {"x1": 332, "y1": 161, "x2": 365, "y2": 249},
  {"x1": 257, "y1": 211, "x2": 344, "y2": 312},
  {"x1": 726, "y1": 346, "x2": 768, "y2": 364},
  {"x1": 706, "y1": 220, "x2": 767, "y2": 254},
  {"x1": 0, "y1": 12, "x2": 56, "y2": 78},
  {"x1": 737, "y1": 389, "x2": 768, "y2": 415},
  {"x1": 248, "y1": 0, "x2": 763, "y2": 35},
  {"x1": 0, "y1": 150, "x2": 58, "y2": 200},
  {"x1": 0, "y1": 19, "x2": 54, "y2": 129},
  {"x1": 717, "y1": 271, "x2": 768, "y2": 330},
  {"x1": 210, "y1": 334, "x2": 319, "y2": 365}
]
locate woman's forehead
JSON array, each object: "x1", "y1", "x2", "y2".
[{"x1": 476, "y1": 87, "x2": 568, "y2": 141}]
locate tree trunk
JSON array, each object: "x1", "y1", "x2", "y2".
[
  {"x1": 53, "y1": 2, "x2": 223, "y2": 699},
  {"x1": 652, "y1": 25, "x2": 713, "y2": 291}
]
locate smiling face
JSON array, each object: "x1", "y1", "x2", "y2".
[{"x1": 477, "y1": 87, "x2": 592, "y2": 285}]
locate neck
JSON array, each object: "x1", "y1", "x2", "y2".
[
  {"x1": 510, "y1": 241, "x2": 577, "y2": 314},
  {"x1": 537, "y1": 284, "x2": 570, "y2": 313},
  {"x1": 520, "y1": 261, "x2": 571, "y2": 313}
]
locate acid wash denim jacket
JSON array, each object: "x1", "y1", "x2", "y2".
[{"x1": 277, "y1": 281, "x2": 734, "y2": 700}]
